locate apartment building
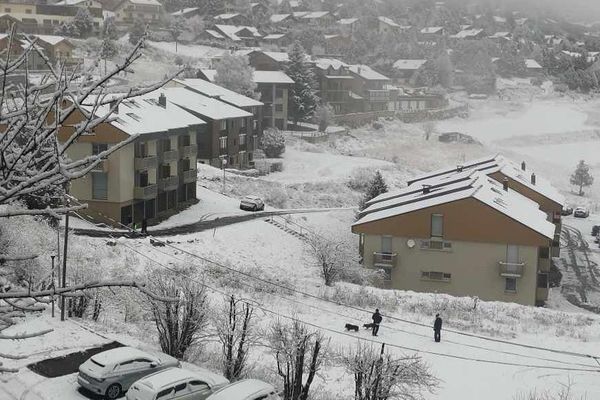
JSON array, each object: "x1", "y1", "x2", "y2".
[
  {"x1": 313, "y1": 58, "x2": 360, "y2": 115},
  {"x1": 162, "y1": 87, "x2": 254, "y2": 169},
  {"x1": 352, "y1": 172, "x2": 556, "y2": 306},
  {"x1": 167, "y1": 78, "x2": 264, "y2": 167},
  {"x1": 0, "y1": 0, "x2": 103, "y2": 34},
  {"x1": 348, "y1": 65, "x2": 391, "y2": 112},
  {"x1": 113, "y1": 0, "x2": 162, "y2": 25},
  {"x1": 407, "y1": 155, "x2": 564, "y2": 257},
  {"x1": 59, "y1": 91, "x2": 205, "y2": 227}
]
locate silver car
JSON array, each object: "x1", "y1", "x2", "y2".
[
  {"x1": 240, "y1": 196, "x2": 265, "y2": 211},
  {"x1": 78, "y1": 347, "x2": 179, "y2": 399}
]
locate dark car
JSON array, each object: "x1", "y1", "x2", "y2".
[{"x1": 592, "y1": 225, "x2": 599, "y2": 237}]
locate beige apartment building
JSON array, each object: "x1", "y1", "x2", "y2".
[
  {"x1": 58, "y1": 91, "x2": 205, "y2": 227},
  {"x1": 352, "y1": 172, "x2": 555, "y2": 306},
  {"x1": 113, "y1": 0, "x2": 162, "y2": 25}
]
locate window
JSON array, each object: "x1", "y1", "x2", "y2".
[
  {"x1": 219, "y1": 136, "x2": 227, "y2": 149},
  {"x1": 43, "y1": 19, "x2": 52, "y2": 25},
  {"x1": 4, "y1": 8, "x2": 10, "y2": 12},
  {"x1": 174, "y1": 383, "x2": 187, "y2": 393},
  {"x1": 137, "y1": 142, "x2": 148, "y2": 157},
  {"x1": 157, "y1": 388, "x2": 174, "y2": 399},
  {"x1": 160, "y1": 164, "x2": 171, "y2": 178},
  {"x1": 241, "y1": 118, "x2": 246, "y2": 128},
  {"x1": 431, "y1": 214, "x2": 443, "y2": 237},
  {"x1": 275, "y1": 104, "x2": 284, "y2": 112},
  {"x1": 92, "y1": 173, "x2": 108, "y2": 200},
  {"x1": 421, "y1": 271, "x2": 451, "y2": 281},
  {"x1": 505, "y1": 277, "x2": 517, "y2": 292},
  {"x1": 506, "y1": 245, "x2": 519, "y2": 264},
  {"x1": 25, "y1": 9, "x2": 31, "y2": 14},
  {"x1": 275, "y1": 88, "x2": 284, "y2": 97},
  {"x1": 219, "y1": 120, "x2": 227, "y2": 130},
  {"x1": 253, "y1": 119, "x2": 258, "y2": 130},
  {"x1": 139, "y1": 171, "x2": 149, "y2": 187},
  {"x1": 92, "y1": 143, "x2": 108, "y2": 155},
  {"x1": 537, "y1": 273, "x2": 548, "y2": 289},
  {"x1": 539, "y1": 247, "x2": 549, "y2": 259},
  {"x1": 381, "y1": 236, "x2": 392, "y2": 254},
  {"x1": 189, "y1": 380, "x2": 209, "y2": 390},
  {"x1": 239, "y1": 134, "x2": 246, "y2": 145},
  {"x1": 161, "y1": 138, "x2": 171, "y2": 152}
]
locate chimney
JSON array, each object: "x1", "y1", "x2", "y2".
[
  {"x1": 502, "y1": 177, "x2": 509, "y2": 191},
  {"x1": 531, "y1": 173, "x2": 536, "y2": 185},
  {"x1": 456, "y1": 164, "x2": 464, "y2": 172},
  {"x1": 158, "y1": 93, "x2": 167, "y2": 108},
  {"x1": 521, "y1": 161, "x2": 526, "y2": 171},
  {"x1": 422, "y1": 184, "x2": 432, "y2": 194},
  {"x1": 110, "y1": 100, "x2": 119, "y2": 114}
]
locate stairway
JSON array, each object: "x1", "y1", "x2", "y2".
[{"x1": 265, "y1": 217, "x2": 309, "y2": 242}]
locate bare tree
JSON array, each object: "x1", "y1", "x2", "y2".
[
  {"x1": 513, "y1": 378, "x2": 585, "y2": 400},
  {"x1": 305, "y1": 233, "x2": 347, "y2": 287},
  {"x1": 421, "y1": 121, "x2": 436, "y2": 141},
  {"x1": 149, "y1": 267, "x2": 209, "y2": 359},
  {"x1": 214, "y1": 295, "x2": 257, "y2": 381},
  {"x1": 269, "y1": 319, "x2": 328, "y2": 400},
  {"x1": 342, "y1": 342, "x2": 439, "y2": 400}
]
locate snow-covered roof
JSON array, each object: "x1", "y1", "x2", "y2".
[
  {"x1": 324, "y1": 34, "x2": 340, "y2": 40},
  {"x1": 91, "y1": 347, "x2": 158, "y2": 366},
  {"x1": 128, "y1": 0, "x2": 161, "y2": 5},
  {"x1": 164, "y1": 87, "x2": 252, "y2": 121},
  {"x1": 292, "y1": 11, "x2": 309, "y2": 18},
  {"x1": 270, "y1": 13, "x2": 291, "y2": 23},
  {"x1": 214, "y1": 13, "x2": 240, "y2": 20},
  {"x1": 451, "y1": 28, "x2": 483, "y2": 39},
  {"x1": 302, "y1": 11, "x2": 330, "y2": 19},
  {"x1": 54, "y1": 0, "x2": 93, "y2": 5},
  {"x1": 83, "y1": 92, "x2": 205, "y2": 136},
  {"x1": 208, "y1": 379, "x2": 277, "y2": 400},
  {"x1": 263, "y1": 33, "x2": 286, "y2": 40},
  {"x1": 262, "y1": 51, "x2": 289, "y2": 62},
  {"x1": 314, "y1": 57, "x2": 348, "y2": 70},
  {"x1": 355, "y1": 172, "x2": 556, "y2": 240},
  {"x1": 393, "y1": 59, "x2": 427, "y2": 70},
  {"x1": 489, "y1": 31, "x2": 510, "y2": 38},
  {"x1": 348, "y1": 65, "x2": 390, "y2": 81},
  {"x1": 205, "y1": 29, "x2": 224, "y2": 39},
  {"x1": 525, "y1": 59, "x2": 542, "y2": 69},
  {"x1": 378, "y1": 16, "x2": 400, "y2": 27},
  {"x1": 136, "y1": 367, "x2": 228, "y2": 389},
  {"x1": 33, "y1": 34, "x2": 71, "y2": 46},
  {"x1": 493, "y1": 16, "x2": 507, "y2": 23},
  {"x1": 172, "y1": 78, "x2": 263, "y2": 108},
  {"x1": 406, "y1": 155, "x2": 564, "y2": 207},
  {"x1": 170, "y1": 7, "x2": 199, "y2": 16},
  {"x1": 421, "y1": 26, "x2": 444, "y2": 34},
  {"x1": 253, "y1": 70, "x2": 294, "y2": 84},
  {"x1": 338, "y1": 17, "x2": 358, "y2": 25},
  {"x1": 215, "y1": 24, "x2": 262, "y2": 41},
  {"x1": 200, "y1": 69, "x2": 217, "y2": 81}
]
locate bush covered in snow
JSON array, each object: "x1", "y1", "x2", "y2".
[{"x1": 261, "y1": 128, "x2": 286, "y2": 158}]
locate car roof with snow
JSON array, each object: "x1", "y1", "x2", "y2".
[
  {"x1": 136, "y1": 367, "x2": 228, "y2": 389},
  {"x1": 90, "y1": 347, "x2": 158, "y2": 366},
  {"x1": 207, "y1": 379, "x2": 277, "y2": 400}
]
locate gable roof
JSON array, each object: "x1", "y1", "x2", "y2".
[
  {"x1": 378, "y1": 16, "x2": 400, "y2": 27},
  {"x1": 314, "y1": 57, "x2": 348, "y2": 70},
  {"x1": 214, "y1": 24, "x2": 262, "y2": 41},
  {"x1": 172, "y1": 79, "x2": 263, "y2": 108},
  {"x1": 33, "y1": 34, "x2": 73, "y2": 47},
  {"x1": 348, "y1": 65, "x2": 390, "y2": 81},
  {"x1": 355, "y1": 172, "x2": 555, "y2": 240},
  {"x1": 214, "y1": 13, "x2": 241, "y2": 20},
  {"x1": 393, "y1": 59, "x2": 427, "y2": 70},
  {"x1": 170, "y1": 7, "x2": 199, "y2": 16},
  {"x1": 164, "y1": 87, "x2": 252, "y2": 121},
  {"x1": 450, "y1": 28, "x2": 484, "y2": 39},
  {"x1": 421, "y1": 26, "x2": 444, "y2": 34},
  {"x1": 263, "y1": 33, "x2": 287, "y2": 40},
  {"x1": 338, "y1": 17, "x2": 358, "y2": 25},
  {"x1": 270, "y1": 13, "x2": 291, "y2": 23},
  {"x1": 302, "y1": 11, "x2": 329, "y2": 19},
  {"x1": 199, "y1": 69, "x2": 294, "y2": 85},
  {"x1": 525, "y1": 59, "x2": 542, "y2": 69}
]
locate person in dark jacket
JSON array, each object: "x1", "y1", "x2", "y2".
[
  {"x1": 433, "y1": 314, "x2": 442, "y2": 342},
  {"x1": 372, "y1": 309, "x2": 382, "y2": 336}
]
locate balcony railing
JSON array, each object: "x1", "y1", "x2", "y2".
[
  {"x1": 162, "y1": 149, "x2": 179, "y2": 163},
  {"x1": 90, "y1": 160, "x2": 108, "y2": 172},
  {"x1": 134, "y1": 155, "x2": 157, "y2": 170},
  {"x1": 373, "y1": 252, "x2": 398, "y2": 268},
  {"x1": 180, "y1": 145, "x2": 197, "y2": 158},
  {"x1": 182, "y1": 169, "x2": 197, "y2": 184},
  {"x1": 134, "y1": 184, "x2": 157, "y2": 200},
  {"x1": 367, "y1": 89, "x2": 390, "y2": 102},
  {"x1": 159, "y1": 176, "x2": 179, "y2": 191},
  {"x1": 499, "y1": 262, "x2": 525, "y2": 277}
]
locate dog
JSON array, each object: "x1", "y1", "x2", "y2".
[
  {"x1": 345, "y1": 323, "x2": 359, "y2": 332},
  {"x1": 363, "y1": 323, "x2": 375, "y2": 329}
]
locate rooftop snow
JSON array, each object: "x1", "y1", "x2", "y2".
[
  {"x1": 489, "y1": 31, "x2": 510, "y2": 38},
  {"x1": 172, "y1": 78, "x2": 263, "y2": 108},
  {"x1": 164, "y1": 87, "x2": 252, "y2": 120},
  {"x1": 378, "y1": 16, "x2": 400, "y2": 27},
  {"x1": 91, "y1": 347, "x2": 158, "y2": 366},
  {"x1": 393, "y1": 59, "x2": 427, "y2": 70},
  {"x1": 136, "y1": 367, "x2": 228, "y2": 389},
  {"x1": 525, "y1": 59, "x2": 543, "y2": 69},
  {"x1": 205, "y1": 29, "x2": 224, "y2": 39},
  {"x1": 421, "y1": 26, "x2": 444, "y2": 34},
  {"x1": 451, "y1": 28, "x2": 483, "y2": 38},
  {"x1": 315, "y1": 57, "x2": 348, "y2": 70},
  {"x1": 214, "y1": 13, "x2": 240, "y2": 20},
  {"x1": 208, "y1": 379, "x2": 276, "y2": 400},
  {"x1": 33, "y1": 34, "x2": 70, "y2": 46},
  {"x1": 200, "y1": 69, "x2": 294, "y2": 84},
  {"x1": 215, "y1": 24, "x2": 262, "y2": 41},
  {"x1": 127, "y1": 0, "x2": 161, "y2": 5},
  {"x1": 338, "y1": 17, "x2": 358, "y2": 25},
  {"x1": 348, "y1": 65, "x2": 390, "y2": 81},
  {"x1": 355, "y1": 172, "x2": 555, "y2": 240},
  {"x1": 263, "y1": 33, "x2": 286, "y2": 40},
  {"x1": 270, "y1": 13, "x2": 291, "y2": 23},
  {"x1": 170, "y1": 7, "x2": 198, "y2": 16},
  {"x1": 302, "y1": 11, "x2": 329, "y2": 19}
]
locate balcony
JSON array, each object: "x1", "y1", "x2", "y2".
[
  {"x1": 90, "y1": 160, "x2": 108, "y2": 173},
  {"x1": 134, "y1": 184, "x2": 157, "y2": 200},
  {"x1": 373, "y1": 252, "x2": 398, "y2": 268},
  {"x1": 367, "y1": 89, "x2": 390, "y2": 102},
  {"x1": 182, "y1": 169, "x2": 197, "y2": 184},
  {"x1": 162, "y1": 149, "x2": 179, "y2": 163},
  {"x1": 159, "y1": 176, "x2": 179, "y2": 191},
  {"x1": 134, "y1": 155, "x2": 157, "y2": 170},
  {"x1": 180, "y1": 145, "x2": 197, "y2": 158},
  {"x1": 499, "y1": 262, "x2": 524, "y2": 277}
]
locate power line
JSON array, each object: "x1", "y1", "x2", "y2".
[{"x1": 69, "y1": 209, "x2": 600, "y2": 373}]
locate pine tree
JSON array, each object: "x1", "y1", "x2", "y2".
[
  {"x1": 103, "y1": 16, "x2": 118, "y2": 40},
  {"x1": 215, "y1": 53, "x2": 257, "y2": 98},
  {"x1": 129, "y1": 19, "x2": 146, "y2": 45},
  {"x1": 100, "y1": 36, "x2": 118, "y2": 74},
  {"x1": 287, "y1": 41, "x2": 318, "y2": 127},
  {"x1": 168, "y1": 15, "x2": 186, "y2": 53},
  {"x1": 570, "y1": 160, "x2": 594, "y2": 196},
  {"x1": 359, "y1": 171, "x2": 388, "y2": 211},
  {"x1": 73, "y1": 8, "x2": 93, "y2": 38}
]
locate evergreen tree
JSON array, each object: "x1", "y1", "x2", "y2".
[
  {"x1": 214, "y1": 53, "x2": 257, "y2": 98},
  {"x1": 359, "y1": 171, "x2": 388, "y2": 211},
  {"x1": 287, "y1": 41, "x2": 318, "y2": 126},
  {"x1": 497, "y1": 42, "x2": 526, "y2": 78},
  {"x1": 103, "y1": 16, "x2": 118, "y2": 40},
  {"x1": 570, "y1": 160, "x2": 594, "y2": 196},
  {"x1": 168, "y1": 16, "x2": 186, "y2": 53},
  {"x1": 73, "y1": 8, "x2": 93, "y2": 38},
  {"x1": 129, "y1": 19, "x2": 146, "y2": 45},
  {"x1": 100, "y1": 36, "x2": 118, "y2": 74}
]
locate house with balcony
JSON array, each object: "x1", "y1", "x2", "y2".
[
  {"x1": 348, "y1": 64, "x2": 391, "y2": 112},
  {"x1": 167, "y1": 78, "x2": 264, "y2": 166},
  {"x1": 392, "y1": 59, "x2": 428, "y2": 84},
  {"x1": 161, "y1": 87, "x2": 255, "y2": 169},
  {"x1": 352, "y1": 172, "x2": 556, "y2": 306},
  {"x1": 313, "y1": 57, "x2": 361, "y2": 115},
  {"x1": 407, "y1": 155, "x2": 564, "y2": 257},
  {"x1": 113, "y1": 0, "x2": 162, "y2": 25},
  {"x1": 213, "y1": 24, "x2": 262, "y2": 45},
  {"x1": 59, "y1": 91, "x2": 205, "y2": 227}
]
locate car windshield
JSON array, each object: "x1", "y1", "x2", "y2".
[{"x1": 90, "y1": 358, "x2": 105, "y2": 368}]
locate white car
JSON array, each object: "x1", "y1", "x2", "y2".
[
  {"x1": 240, "y1": 196, "x2": 265, "y2": 211},
  {"x1": 126, "y1": 367, "x2": 229, "y2": 400},
  {"x1": 573, "y1": 207, "x2": 590, "y2": 218},
  {"x1": 78, "y1": 347, "x2": 179, "y2": 399},
  {"x1": 206, "y1": 379, "x2": 281, "y2": 400}
]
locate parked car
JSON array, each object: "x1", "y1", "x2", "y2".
[
  {"x1": 561, "y1": 206, "x2": 573, "y2": 216},
  {"x1": 573, "y1": 207, "x2": 590, "y2": 218},
  {"x1": 592, "y1": 225, "x2": 599, "y2": 237},
  {"x1": 206, "y1": 379, "x2": 281, "y2": 400},
  {"x1": 240, "y1": 195, "x2": 265, "y2": 211},
  {"x1": 126, "y1": 367, "x2": 229, "y2": 400},
  {"x1": 78, "y1": 347, "x2": 179, "y2": 400}
]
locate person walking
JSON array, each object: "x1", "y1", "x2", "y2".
[
  {"x1": 372, "y1": 309, "x2": 382, "y2": 336},
  {"x1": 433, "y1": 314, "x2": 443, "y2": 342}
]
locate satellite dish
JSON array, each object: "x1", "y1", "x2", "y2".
[{"x1": 407, "y1": 239, "x2": 416, "y2": 248}]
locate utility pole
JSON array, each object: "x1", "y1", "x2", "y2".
[
  {"x1": 61, "y1": 197, "x2": 70, "y2": 322},
  {"x1": 221, "y1": 157, "x2": 227, "y2": 193},
  {"x1": 51, "y1": 255, "x2": 56, "y2": 318}
]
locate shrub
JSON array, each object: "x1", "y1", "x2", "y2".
[{"x1": 260, "y1": 128, "x2": 285, "y2": 158}]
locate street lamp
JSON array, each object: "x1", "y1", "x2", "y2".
[
  {"x1": 221, "y1": 157, "x2": 227, "y2": 193},
  {"x1": 51, "y1": 255, "x2": 56, "y2": 318}
]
